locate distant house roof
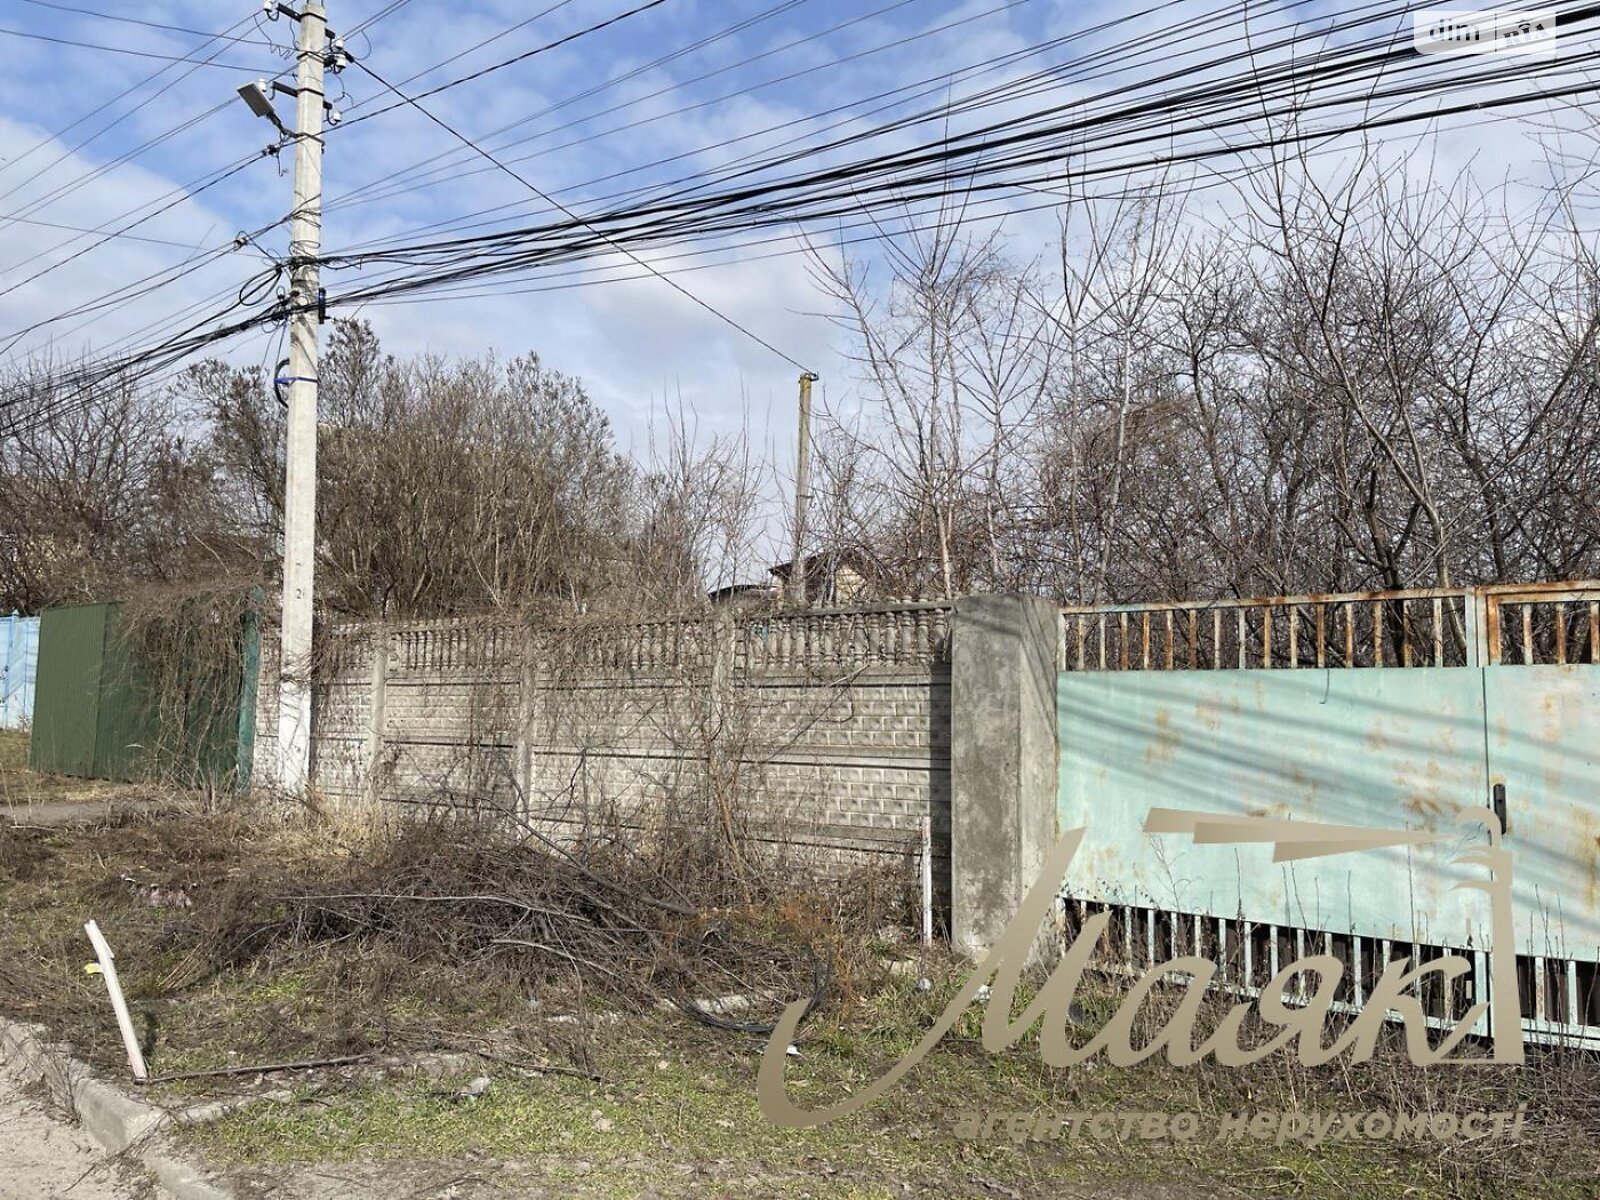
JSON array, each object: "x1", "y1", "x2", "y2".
[
  {"x1": 768, "y1": 547, "x2": 869, "y2": 580},
  {"x1": 706, "y1": 581, "x2": 773, "y2": 605},
  {"x1": 769, "y1": 548, "x2": 873, "y2": 605}
]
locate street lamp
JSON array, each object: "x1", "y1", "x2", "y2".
[{"x1": 236, "y1": 80, "x2": 289, "y2": 135}]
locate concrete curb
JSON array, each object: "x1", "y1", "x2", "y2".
[{"x1": 0, "y1": 1018, "x2": 237, "y2": 1200}]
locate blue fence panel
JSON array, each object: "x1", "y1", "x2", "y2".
[{"x1": 0, "y1": 613, "x2": 40, "y2": 730}]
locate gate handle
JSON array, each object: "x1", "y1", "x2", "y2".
[{"x1": 1491, "y1": 782, "x2": 1509, "y2": 836}]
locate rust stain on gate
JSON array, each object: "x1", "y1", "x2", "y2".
[{"x1": 1057, "y1": 580, "x2": 1600, "y2": 1048}]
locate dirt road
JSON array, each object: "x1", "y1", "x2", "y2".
[
  {"x1": 0, "y1": 1069, "x2": 154, "y2": 1199},
  {"x1": 2, "y1": 797, "x2": 159, "y2": 829}
]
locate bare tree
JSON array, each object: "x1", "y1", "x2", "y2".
[
  {"x1": 0, "y1": 357, "x2": 248, "y2": 611},
  {"x1": 819, "y1": 146, "x2": 1600, "y2": 603},
  {"x1": 188, "y1": 321, "x2": 655, "y2": 617}
]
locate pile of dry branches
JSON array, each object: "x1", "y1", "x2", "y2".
[{"x1": 173, "y1": 811, "x2": 890, "y2": 1039}]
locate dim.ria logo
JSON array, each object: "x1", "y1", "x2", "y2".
[{"x1": 757, "y1": 804, "x2": 1522, "y2": 1128}]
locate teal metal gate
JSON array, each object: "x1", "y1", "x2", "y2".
[{"x1": 1057, "y1": 583, "x2": 1600, "y2": 1047}]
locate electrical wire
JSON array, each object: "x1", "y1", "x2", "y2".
[
  {"x1": 346, "y1": 0, "x2": 419, "y2": 39},
  {"x1": 0, "y1": 141, "x2": 266, "y2": 288},
  {"x1": 0, "y1": 24, "x2": 278, "y2": 70},
  {"x1": 0, "y1": 12, "x2": 261, "y2": 185},
  {"x1": 0, "y1": 100, "x2": 235, "y2": 224},
  {"x1": 333, "y1": 0, "x2": 1386, "y2": 258},
  {"x1": 0, "y1": 212, "x2": 211, "y2": 250},
  {"x1": 15, "y1": 0, "x2": 276, "y2": 44},
  {"x1": 322, "y1": 22, "x2": 1447, "y2": 275},
  {"x1": 2, "y1": 213, "x2": 289, "y2": 348},
  {"x1": 347, "y1": 0, "x2": 578, "y2": 94},
  {"x1": 329, "y1": 0, "x2": 1257, "y2": 250},
  {"x1": 0, "y1": 156, "x2": 269, "y2": 313},
  {"x1": 350, "y1": 97, "x2": 1580, "y2": 310},
  {"x1": 15, "y1": 1, "x2": 1600, "y2": 424},
  {"x1": 0, "y1": 12, "x2": 295, "y2": 355},
  {"x1": 330, "y1": 0, "x2": 935, "y2": 209},
  {"x1": 316, "y1": 40, "x2": 1600, "y2": 309},
  {"x1": 0, "y1": 21, "x2": 299, "y2": 289},
  {"x1": 0, "y1": 15, "x2": 1484, "y2": 366},
  {"x1": 337, "y1": 0, "x2": 676, "y2": 128},
  {"x1": 322, "y1": 0, "x2": 1415, "y2": 241},
  {"x1": 352, "y1": 59, "x2": 816, "y2": 372},
  {"x1": 38, "y1": 53, "x2": 1590, "y2": 419}
]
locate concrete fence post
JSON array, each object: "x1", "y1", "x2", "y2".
[
  {"x1": 949, "y1": 593, "x2": 1061, "y2": 961},
  {"x1": 365, "y1": 628, "x2": 389, "y2": 801},
  {"x1": 514, "y1": 629, "x2": 536, "y2": 812},
  {"x1": 1, "y1": 614, "x2": 15, "y2": 729}
]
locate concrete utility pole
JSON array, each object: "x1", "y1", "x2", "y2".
[
  {"x1": 787, "y1": 371, "x2": 819, "y2": 606},
  {"x1": 277, "y1": 0, "x2": 327, "y2": 792}
]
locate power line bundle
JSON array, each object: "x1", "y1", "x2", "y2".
[{"x1": 8, "y1": 0, "x2": 1600, "y2": 432}]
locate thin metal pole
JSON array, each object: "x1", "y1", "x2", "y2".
[
  {"x1": 278, "y1": 1, "x2": 327, "y2": 792},
  {"x1": 787, "y1": 371, "x2": 818, "y2": 606}
]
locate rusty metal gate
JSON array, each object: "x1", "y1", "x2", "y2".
[{"x1": 1056, "y1": 582, "x2": 1600, "y2": 1048}]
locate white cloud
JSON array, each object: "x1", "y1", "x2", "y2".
[{"x1": 3, "y1": 0, "x2": 1595, "y2": 468}]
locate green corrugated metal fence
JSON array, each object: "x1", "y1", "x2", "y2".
[
  {"x1": 29, "y1": 601, "x2": 259, "y2": 784},
  {"x1": 29, "y1": 603, "x2": 110, "y2": 777}
]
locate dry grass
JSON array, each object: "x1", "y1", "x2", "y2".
[
  {"x1": 1, "y1": 785, "x2": 1597, "y2": 1197},
  {"x1": 0, "y1": 793, "x2": 901, "y2": 1082},
  {"x1": 0, "y1": 728, "x2": 146, "y2": 810}
]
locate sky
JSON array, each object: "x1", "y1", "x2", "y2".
[{"x1": 0, "y1": 1, "x2": 1592, "y2": 486}]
